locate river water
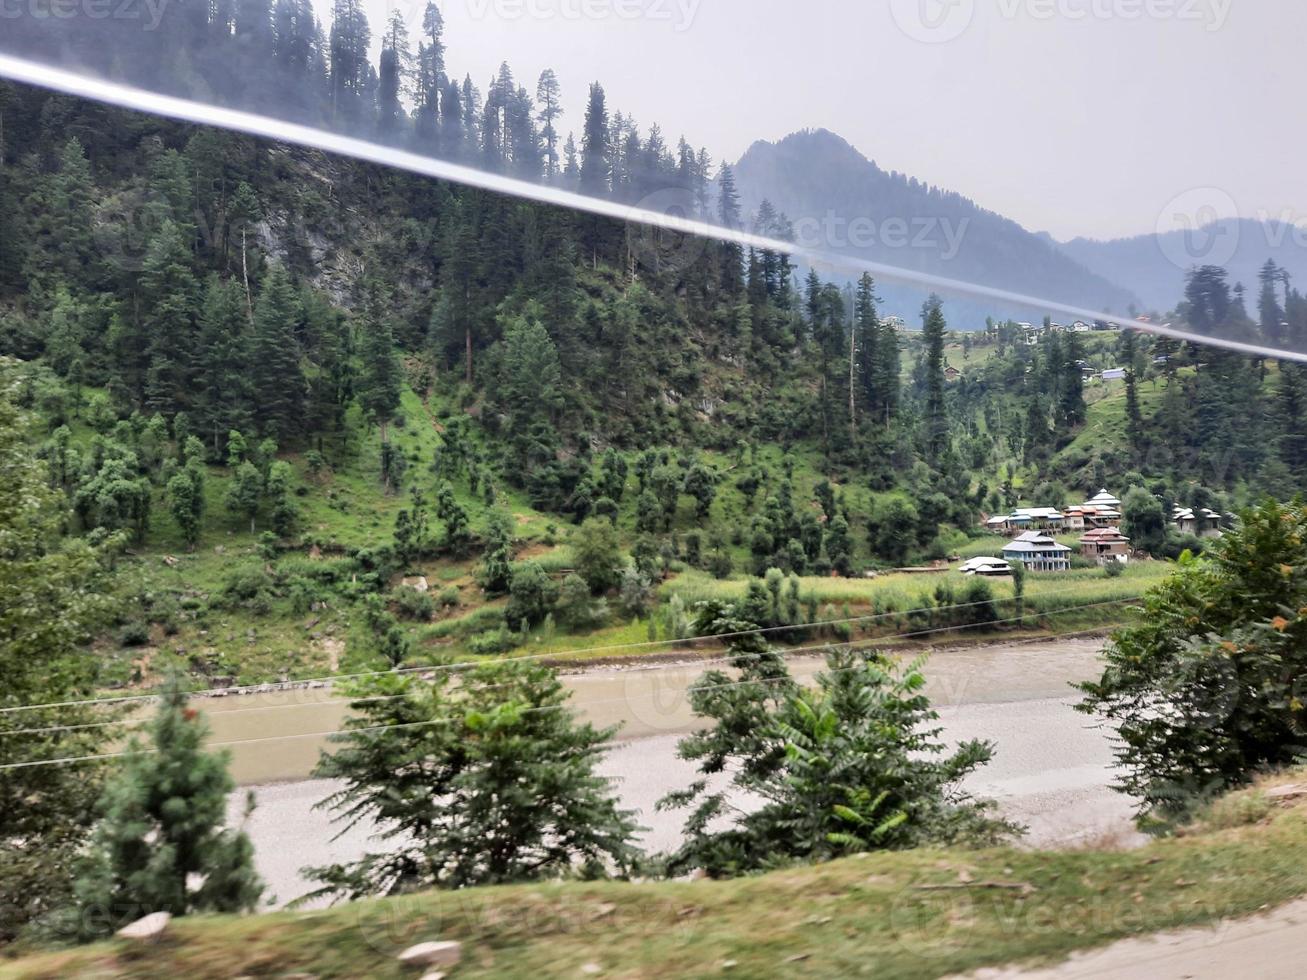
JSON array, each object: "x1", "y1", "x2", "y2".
[
  {"x1": 197, "y1": 636, "x2": 1110, "y2": 784},
  {"x1": 200, "y1": 637, "x2": 1139, "y2": 906}
]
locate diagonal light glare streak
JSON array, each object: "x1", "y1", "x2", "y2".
[{"x1": 1, "y1": 54, "x2": 1302, "y2": 363}]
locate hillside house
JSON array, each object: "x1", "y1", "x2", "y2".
[
  {"x1": 1002, "y1": 532, "x2": 1072, "y2": 572},
  {"x1": 959, "y1": 557, "x2": 1012, "y2": 577},
  {"x1": 1173, "y1": 506, "x2": 1223, "y2": 538},
  {"x1": 1085, "y1": 489, "x2": 1121, "y2": 508},
  {"x1": 1080, "y1": 527, "x2": 1131, "y2": 565},
  {"x1": 1101, "y1": 368, "x2": 1127, "y2": 382},
  {"x1": 984, "y1": 507, "x2": 1064, "y2": 534}
]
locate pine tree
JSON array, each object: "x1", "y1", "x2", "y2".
[
  {"x1": 1259, "y1": 259, "x2": 1285, "y2": 344},
  {"x1": 140, "y1": 219, "x2": 200, "y2": 415},
  {"x1": 921, "y1": 295, "x2": 948, "y2": 458},
  {"x1": 70, "y1": 674, "x2": 262, "y2": 938},
  {"x1": 249, "y1": 263, "x2": 306, "y2": 442},
  {"x1": 377, "y1": 11, "x2": 413, "y2": 137},
  {"x1": 717, "y1": 164, "x2": 744, "y2": 296},
  {"x1": 195, "y1": 276, "x2": 253, "y2": 455},
  {"x1": 358, "y1": 279, "x2": 403, "y2": 446},
  {"x1": 414, "y1": 3, "x2": 446, "y2": 146},
  {"x1": 579, "y1": 82, "x2": 610, "y2": 197},
  {"x1": 537, "y1": 69, "x2": 563, "y2": 181},
  {"x1": 306, "y1": 661, "x2": 639, "y2": 899},
  {"x1": 1059, "y1": 330, "x2": 1087, "y2": 427},
  {"x1": 854, "y1": 273, "x2": 882, "y2": 423},
  {"x1": 24, "y1": 137, "x2": 95, "y2": 296},
  {"x1": 1123, "y1": 330, "x2": 1144, "y2": 455}
]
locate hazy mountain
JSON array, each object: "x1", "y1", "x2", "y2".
[
  {"x1": 1054, "y1": 220, "x2": 1307, "y2": 314},
  {"x1": 731, "y1": 129, "x2": 1139, "y2": 328}
]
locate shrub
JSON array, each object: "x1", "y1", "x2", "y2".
[
  {"x1": 504, "y1": 561, "x2": 559, "y2": 631},
  {"x1": 572, "y1": 518, "x2": 622, "y2": 593},
  {"x1": 394, "y1": 588, "x2": 436, "y2": 622},
  {"x1": 556, "y1": 573, "x2": 608, "y2": 631},
  {"x1": 707, "y1": 550, "x2": 734, "y2": 580},
  {"x1": 618, "y1": 563, "x2": 655, "y2": 618},
  {"x1": 660, "y1": 644, "x2": 1014, "y2": 877},
  {"x1": 119, "y1": 622, "x2": 150, "y2": 648},
  {"x1": 221, "y1": 566, "x2": 275, "y2": 614},
  {"x1": 467, "y1": 628, "x2": 519, "y2": 655},
  {"x1": 1078, "y1": 501, "x2": 1307, "y2": 828}
]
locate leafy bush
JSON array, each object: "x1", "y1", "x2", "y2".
[
  {"x1": 504, "y1": 561, "x2": 558, "y2": 631},
  {"x1": 1078, "y1": 501, "x2": 1307, "y2": 828},
  {"x1": 467, "y1": 628, "x2": 519, "y2": 655},
  {"x1": 660, "y1": 642, "x2": 1013, "y2": 877},
  {"x1": 220, "y1": 566, "x2": 275, "y2": 614},
  {"x1": 556, "y1": 573, "x2": 608, "y2": 631},
  {"x1": 118, "y1": 622, "x2": 150, "y2": 648},
  {"x1": 394, "y1": 588, "x2": 436, "y2": 622}
]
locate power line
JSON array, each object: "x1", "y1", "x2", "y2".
[
  {"x1": 0, "y1": 581, "x2": 1130, "y2": 720},
  {"x1": 0, "y1": 597, "x2": 1131, "y2": 770}
]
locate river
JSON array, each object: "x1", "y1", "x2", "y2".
[{"x1": 208, "y1": 636, "x2": 1136, "y2": 906}]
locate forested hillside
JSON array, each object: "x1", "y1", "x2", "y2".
[{"x1": 0, "y1": 0, "x2": 1304, "y2": 698}]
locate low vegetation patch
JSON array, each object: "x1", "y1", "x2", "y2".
[{"x1": 8, "y1": 783, "x2": 1307, "y2": 979}]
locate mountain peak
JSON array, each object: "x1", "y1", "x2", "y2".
[{"x1": 730, "y1": 129, "x2": 1138, "y2": 322}]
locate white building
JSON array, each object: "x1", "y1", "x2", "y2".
[
  {"x1": 959, "y1": 557, "x2": 1013, "y2": 577},
  {"x1": 1002, "y1": 532, "x2": 1072, "y2": 573}
]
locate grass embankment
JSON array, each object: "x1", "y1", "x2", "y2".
[{"x1": 8, "y1": 778, "x2": 1307, "y2": 979}]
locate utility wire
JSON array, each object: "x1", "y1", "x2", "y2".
[
  {"x1": 0, "y1": 581, "x2": 1130, "y2": 720},
  {"x1": 0, "y1": 597, "x2": 1131, "y2": 770}
]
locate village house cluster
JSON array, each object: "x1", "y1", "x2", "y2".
[{"x1": 966, "y1": 488, "x2": 1222, "y2": 576}]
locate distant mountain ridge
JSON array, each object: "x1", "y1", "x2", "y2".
[
  {"x1": 1053, "y1": 220, "x2": 1307, "y2": 314},
  {"x1": 731, "y1": 129, "x2": 1140, "y2": 326}
]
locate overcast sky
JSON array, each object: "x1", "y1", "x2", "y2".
[{"x1": 345, "y1": 0, "x2": 1305, "y2": 241}]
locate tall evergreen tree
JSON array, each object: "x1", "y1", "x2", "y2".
[
  {"x1": 377, "y1": 11, "x2": 413, "y2": 137},
  {"x1": 194, "y1": 275, "x2": 253, "y2": 455},
  {"x1": 414, "y1": 3, "x2": 446, "y2": 146},
  {"x1": 578, "y1": 82, "x2": 610, "y2": 198},
  {"x1": 1122, "y1": 330, "x2": 1144, "y2": 455},
  {"x1": 921, "y1": 295, "x2": 948, "y2": 458},
  {"x1": 717, "y1": 164, "x2": 744, "y2": 297},
  {"x1": 537, "y1": 69, "x2": 563, "y2": 181},
  {"x1": 140, "y1": 219, "x2": 201, "y2": 415},
  {"x1": 69, "y1": 674, "x2": 262, "y2": 938},
  {"x1": 249, "y1": 263, "x2": 305, "y2": 442}
]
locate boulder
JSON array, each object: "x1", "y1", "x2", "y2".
[
  {"x1": 397, "y1": 941, "x2": 462, "y2": 969},
  {"x1": 116, "y1": 911, "x2": 171, "y2": 942}
]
